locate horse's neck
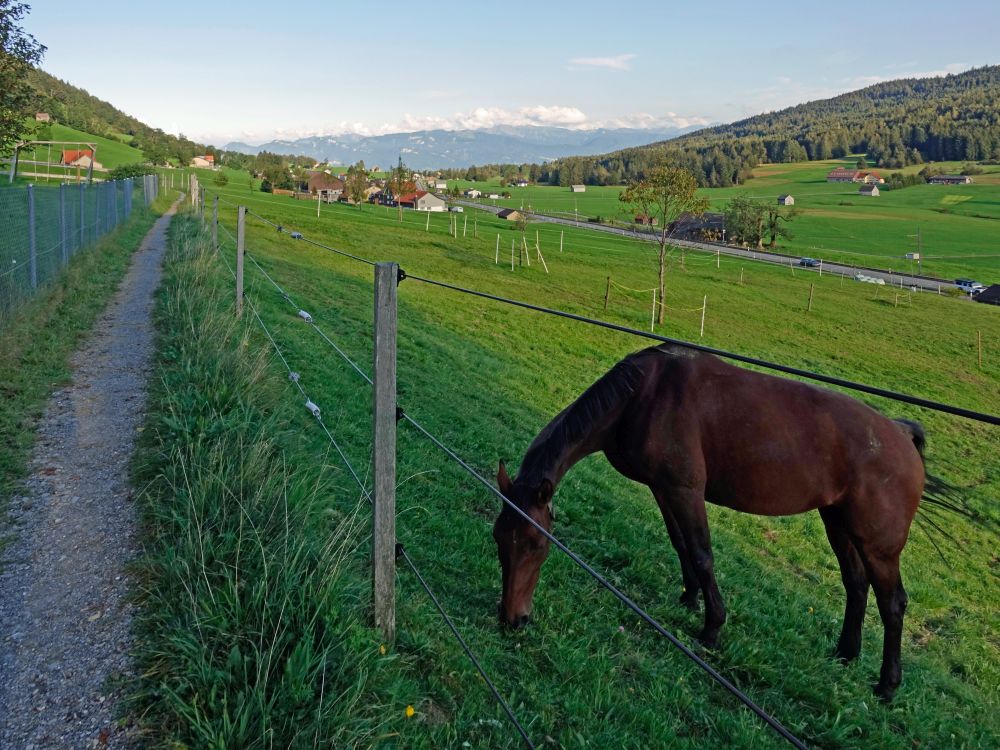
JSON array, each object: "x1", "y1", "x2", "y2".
[{"x1": 519, "y1": 408, "x2": 613, "y2": 488}]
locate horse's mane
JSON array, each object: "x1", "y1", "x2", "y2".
[{"x1": 520, "y1": 353, "x2": 648, "y2": 482}]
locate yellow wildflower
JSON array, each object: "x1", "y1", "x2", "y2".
[{"x1": 405, "y1": 705, "x2": 415, "y2": 718}]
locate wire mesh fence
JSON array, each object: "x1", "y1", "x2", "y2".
[{"x1": 0, "y1": 175, "x2": 158, "y2": 327}]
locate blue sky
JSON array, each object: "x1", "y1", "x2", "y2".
[{"x1": 25, "y1": 0, "x2": 1000, "y2": 146}]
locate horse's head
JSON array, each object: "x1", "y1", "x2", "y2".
[{"x1": 493, "y1": 460, "x2": 554, "y2": 629}]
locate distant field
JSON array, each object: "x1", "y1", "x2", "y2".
[
  {"x1": 447, "y1": 159, "x2": 1000, "y2": 280},
  {"x1": 18, "y1": 123, "x2": 145, "y2": 174},
  {"x1": 172, "y1": 178, "x2": 1000, "y2": 749}
]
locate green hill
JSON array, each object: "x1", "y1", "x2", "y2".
[
  {"x1": 23, "y1": 122, "x2": 145, "y2": 170},
  {"x1": 540, "y1": 66, "x2": 1000, "y2": 187}
]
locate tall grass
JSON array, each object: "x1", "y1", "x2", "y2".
[{"x1": 130, "y1": 220, "x2": 401, "y2": 747}]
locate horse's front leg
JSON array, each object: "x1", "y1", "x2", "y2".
[
  {"x1": 651, "y1": 486, "x2": 700, "y2": 610},
  {"x1": 669, "y1": 487, "x2": 726, "y2": 646}
]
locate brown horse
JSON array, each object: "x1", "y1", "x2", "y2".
[{"x1": 493, "y1": 344, "x2": 926, "y2": 701}]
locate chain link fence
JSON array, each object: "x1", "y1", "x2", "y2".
[{"x1": 0, "y1": 175, "x2": 159, "y2": 327}]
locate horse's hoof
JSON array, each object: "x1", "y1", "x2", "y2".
[
  {"x1": 679, "y1": 591, "x2": 699, "y2": 611},
  {"x1": 873, "y1": 682, "x2": 897, "y2": 703},
  {"x1": 832, "y1": 646, "x2": 860, "y2": 664},
  {"x1": 694, "y1": 631, "x2": 720, "y2": 650}
]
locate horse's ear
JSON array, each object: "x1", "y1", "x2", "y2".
[{"x1": 497, "y1": 460, "x2": 513, "y2": 495}]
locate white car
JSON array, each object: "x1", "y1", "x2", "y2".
[
  {"x1": 956, "y1": 278, "x2": 985, "y2": 294},
  {"x1": 449, "y1": 206, "x2": 464, "y2": 213}
]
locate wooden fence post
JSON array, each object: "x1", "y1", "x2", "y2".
[
  {"x1": 236, "y1": 206, "x2": 246, "y2": 317},
  {"x1": 212, "y1": 195, "x2": 219, "y2": 251},
  {"x1": 700, "y1": 295, "x2": 707, "y2": 337},
  {"x1": 373, "y1": 261, "x2": 399, "y2": 642},
  {"x1": 604, "y1": 276, "x2": 611, "y2": 311},
  {"x1": 807, "y1": 283, "x2": 814, "y2": 312}
]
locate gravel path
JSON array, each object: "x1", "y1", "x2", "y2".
[{"x1": 0, "y1": 198, "x2": 179, "y2": 749}]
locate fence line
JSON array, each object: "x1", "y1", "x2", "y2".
[
  {"x1": 226, "y1": 218, "x2": 808, "y2": 750},
  {"x1": 218, "y1": 202, "x2": 998, "y2": 426},
  {"x1": 217, "y1": 230, "x2": 537, "y2": 747},
  {"x1": 0, "y1": 175, "x2": 159, "y2": 327}
]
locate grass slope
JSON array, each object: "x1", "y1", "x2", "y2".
[
  {"x1": 152, "y1": 187, "x2": 998, "y2": 748},
  {"x1": 19, "y1": 123, "x2": 145, "y2": 176}
]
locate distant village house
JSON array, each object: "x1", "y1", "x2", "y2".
[
  {"x1": 307, "y1": 172, "x2": 345, "y2": 202},
  {"x1": 669, "y1": 212, "x2": 725, "y2": 241},
  {"x1": 515, "y1": 179, "x2": 529, "y2": 187},
  {"x1": 634, "y1": 213, "x2": 658, "y2": 226},
  {"x1": 777, "y1": 194, "x2": 794, "y2": 205},
  {"x1": 60, "y1": 149, "x2": 103, "y2": 171},
  {"x1": 464, "y1": 189, "x2": 482, "y2": 199},
  {"x1": 497, "y1": 208, "x2": 524, "y2": 222},
  {"x1": 570, "y1": 184, "x2": 586, "y2": 192},
  {"x1": 859, "y1": 184, "x2": 879, "y2": 197},
  {"x1": 396, "y1": 191, "x2": 446, "y2": 212},
  {"x1": 35, "y1": 112, "x2": 50, "y2": 122},
  {"x1": 826, "y1": 168, "x2": 883, "y2": 184},
  {"x1": 190, "y1": 155, "x2": 215, "y2": 168},
  {"x1": 433, "y1": 180, "x2": 447, "y2": 190}
]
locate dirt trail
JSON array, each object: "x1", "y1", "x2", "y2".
[{"x1": 0, "y1": 198, "x2": 180, "y2": 748}]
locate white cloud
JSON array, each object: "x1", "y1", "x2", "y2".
[{"x1": 568, "y1": 53, "x2": 636, "y2": 71}]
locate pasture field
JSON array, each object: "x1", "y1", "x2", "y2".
[
  {"x1": 447, "y1": 159, "x2": 1000, "y2": 280},
  {"x1": 141, "y1": 183, "x2": 998, "y2": 749},
  {"x1": 17, "y1": 123, "x2": 145, "y2": 175}
]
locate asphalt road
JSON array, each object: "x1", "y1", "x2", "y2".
[{"x1": 458, "y1": 200, "x2": 962, "y2": 294}]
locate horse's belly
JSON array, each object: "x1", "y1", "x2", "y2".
[{"x1": 703, "y1": 455, "x2": 841, "y2": 516}]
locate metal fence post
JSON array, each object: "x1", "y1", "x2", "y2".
[
  {"x1": 236, "y1": 206, "x2": 246, "y2": 317},
  {"x1": 27, "y1": 185, "x2": 37, "y2": 288},
  {"x1": 212, "y1": 195, "x2": 219, "y2": 250},
  {"x1": 60, "y1": 183, "x2": 68, "y2": 266},
  {"x1": 373, "y1": 261, "x2": 399, "y2": 642},
  {"x1": 79, "y1": 183, "x2": 85, "y2": 250}
]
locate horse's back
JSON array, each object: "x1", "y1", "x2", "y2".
[{"x1": 629, "y1": 347, "x2": 924, "y2": 520}]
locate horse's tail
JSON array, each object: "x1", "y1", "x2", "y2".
[{"x1": 894, "y1": 419, "x2": 990, "y2": 563}]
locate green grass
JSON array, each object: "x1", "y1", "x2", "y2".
[
  {"x1": 0, "y1": 187, "x2": 177, "y2": 514},
  {"x1": 145, "y1": 182, "x2": 1000, "y2": 748},
  {"x1": 447, "y1": 158, "x2": 1000, "y2": 280}
]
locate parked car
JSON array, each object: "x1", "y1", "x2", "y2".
[
  {"x1": 449, "y1": 206, "x2": 464, "y2": 213},
  {"x1": 955, "y1": 278, "x2": 985, "y2": 294},
  {"x1": 854, "y1": 273, "x2": 885, "y2": 285},
  {"x1": 798, "y1": 257, "x2": 820, "y2": 268}
]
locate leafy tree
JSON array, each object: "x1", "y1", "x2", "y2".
[
  {"x1": 724, "y1": 196, "x2": 766, "y2": 249},
  {"x1": 345, "y1": 160, "x2": 368, "y2": 208},
  {"x1": 213, "y1": 171, "x2": 228, "y2": 187},
  {"x1": 619, "y1": 163, "x2": 708, "y2": 324},
  {"x1": 763, "y1": 205, "x2": 795, "y2": 248},
  {"x1": 856, "y1": 156, "x2": 868, "y2": 169},
  {"x1": 0, "y1": 1, "x2": 45, "y2": 154}
]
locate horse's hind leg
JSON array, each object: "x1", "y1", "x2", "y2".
[
  {"x1": 651, "y1": 487, "x2": 700, "y2": 610},
  {"x1": 858, "y1": 547, "x2": 908, "y2": 702},
  {"x1": 819, "y1": 506, "x2": 869, "y2": 662}
]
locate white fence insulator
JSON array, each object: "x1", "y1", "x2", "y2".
[
  {"x1": 298, "y1": 310, "x2": 313, "y2": 323},
  {"x1": 305, "y1": 399, "x2": 321, "y2": 418},
  {"x1": 289, "y1": 372, "x2": 300, "y2": 383}
]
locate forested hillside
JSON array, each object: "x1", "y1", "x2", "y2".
[
  {"x1": 540, "y1": 66, "x2": 1000, "y2": 187},
  {"x1": 26, "y1": 68, "x2": 206, "y2": 164}
]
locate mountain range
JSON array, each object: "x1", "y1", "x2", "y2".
[{"x1": 222, "y1": 125, "x2": 703, "y2": 169}]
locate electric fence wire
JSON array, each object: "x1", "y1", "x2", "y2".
[
  {"x1": 227, "y1": 237, "x2": 537, "y2": 748},
  {"x1": 215, "y1": 204, "x2": 998, "y2": 425},
  {"x1": 232, "y1": 247, "x2": 808, "y2": 749}
]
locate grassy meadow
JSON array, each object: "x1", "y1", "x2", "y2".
[
  {"x1": 446, "y1": 159, "x2": 1000, "y2": 280},
  {"x1": 138, "y1": 178, "x2": 1000, "y2": 749}
]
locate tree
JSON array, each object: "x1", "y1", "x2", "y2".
[
  {"x1": 387, "y1": 157, "x2": 413, "y2": 221},
  {"x1": 0, "y1": 1, "x2": 46, "y2": 155},
  {"x1": 345, "y1": 160, "x2": 368, "y2": 209},
  {"x1": 213, "y1": 171, "x2": 229, "y2": 187},
  {"x1": 856, "y1": 156, "x2": 868, "y2": 169},
  {"x1": 724, "y1": 196, "x2": 766, "y2": 249},
  {"x1": 763, "y1": 205, "x2": 795, "y2": 248},
  {"x1": 619, "y1": 163, "x2": 708, "y2": 324}
]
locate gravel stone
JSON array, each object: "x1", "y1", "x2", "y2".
[{"x1": 0, "y1": 200, "x2": 179, "y2": 748}]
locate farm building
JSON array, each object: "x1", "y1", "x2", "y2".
[
  {"x1": 859, "y1": 184, "x2": 879, "y2": 197},
  {"x1": 777, "y1": 194, "x2": 794, "y2": 205},
  {"x1": 307, "y1": 172, "x2": 345, "y2": 201},
  {"x1": 487, "y1": 193, "x2": 501, "y2": 200},
  {"x1": 515, "y1": 179, "x2": 529, "y2": 187},
  {"x1": 396, "y1": 191, "x2": 446, "y2": 211},
  {"x1": 464, "y1": 189, "x2": 482, "y2": 198},
  {"x1": 669, "y1": 212, "x2": 725, "y2": 241},
  {"x1": 826, "y1": 168, "x2": 861, "y2": 183},
  {"x1": 929, "y1": 175, "x2": 973, "y2": 185},
  {"x1": 974, "y1": 284, "x2": 1000, "y2": 305},
  {"x1": 35, "y1": 112, "x2": 50, "y2": 122},
  {"x1": 634, "y1": 213, "x2": 658, "y2": 226},
  {"x1": 60, "y1": 149, "x2": 103, "y2": 171},
  {"x1": 190, "y1": 155, "x2": 215, "y2": 168},
  {"x1": 497, "y1": 208, "x2": 524, "y2": 222},
  {"x1": 433, "y1": 180, "x2": 447, "y2": 190},
  {"x1": 859, "y1": 171, "x2": 884, "y2": 184},
  {"x1": 570, "y1": 184, "x2": 586, "y2": 192}
]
